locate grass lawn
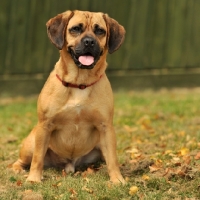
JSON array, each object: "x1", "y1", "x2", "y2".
[{"x1": 0, "y1": 89, "x2": 200, "y2": 199}]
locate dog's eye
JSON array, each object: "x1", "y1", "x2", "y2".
[
  {"x1": 94, "y1": 25, "x2": 106, "y2": 36},
  {"x1": 72, "y1": 26, "x2": 81, "y2": 32},
  {"x1": 69, "y1": 24, "x2": 83, "y2": 34}
]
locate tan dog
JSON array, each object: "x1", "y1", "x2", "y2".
[{"x1": 12, "y1": 10, "x2": 125, "y2": 184}]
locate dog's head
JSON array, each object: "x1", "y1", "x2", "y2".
[{"x1": 46, "y1": 10, "x2": 125, "y2": 69}]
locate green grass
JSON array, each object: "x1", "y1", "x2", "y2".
[{"x1": 1, "y1": 89, "x2": 200, "y2": 199}]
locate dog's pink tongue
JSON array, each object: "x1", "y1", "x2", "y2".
[{"x1": 78, "y1": 56, "x2": 94, "y2": 66}]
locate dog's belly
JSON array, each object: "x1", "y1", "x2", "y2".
[{"x1": 49, "y1": 121, "x2": 100, "y2": 160}]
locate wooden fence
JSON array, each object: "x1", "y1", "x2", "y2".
[{"x1": 1, "y1": 0, "x2": 200, "y2": 95}]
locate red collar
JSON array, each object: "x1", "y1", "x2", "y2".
[{"x1": 56, "y1": 74, "x2": 103, "y2": 90}]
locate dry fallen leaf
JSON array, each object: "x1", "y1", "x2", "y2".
[
  {"x1": 183, "y1": 156, "x2": 191, "y2": 165},
  {"x1": 124, "y1": 125, "x2": 138, "y2": 133},
  {"x1": 62, "y1": 169, "x2": 67, "y2": 177},
  {"x1": 126, "y1": 148, "x2": 142, "y2": 159},
  {"x1": 155, "y1": 159, "x2": 163, "y2": 166},
  {"x1": 81, "y1": 167, "x2": 95, "y2": 178},
  {"x1": 82, "y1": 186, "x2": 93, "y2": 194},
  {"x1": 137, "y1": 115, "x2": 151, "y2": 126},
  {"x1": 129, "y1": 186, "x2": 139, "y2": 196},
  {"x1": 164, "y1": 150, "x2": 173, "y2": 155},
  {"x1": 73, "y1": 171, "x2": 81, "y2": 177},
  {"x1": 69, "y1": 188, "x2": 78, "y2": 200},
  {"x1": 172, "y1": 157, "x2": 180, "y2": 162},
  {"x1": 162, "y1": 168, "x2": 171, "y2": 177},
  {"x1": 70, "y1": 194, "x2": 78, "y2": 200},
  {"x1": 55, "y1": 176, "x2": 61, "y2": 180},
  {"x1": 137, "y1": 115, "x2": 154, "y2": 132},
  {"x1": 83, "y1": 177, "x2": 90, "y2": 183},
  {"x1": 149, "y1": 164, "x2": 161, "y2": 173},
  {"x1": 69, "y1": 188, "x2": 77, "y2": 195},
  {"x1": 16, "y1": 180, "x2": 23, "y2": 186},
  {"x1": 87, "y1": 167, "x2": 94, "y2": 174},
  {"x1": 126, "y1": 147, "x2": 139, "y2": 154},
  {"x1": 194, "y1": 152, "x2": 200, "y2": 160}
]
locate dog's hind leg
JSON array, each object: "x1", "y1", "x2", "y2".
[{"x1": 12, "y1": 128, "x2": 35, "y2": 173}]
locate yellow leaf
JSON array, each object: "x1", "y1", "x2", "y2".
[
  {"x1": 178, "y1": 131, "x2": 185, "y2": 136},
  {"x1": 131, "y1": 153, "x2": 142, "y2": 159},
  {"x1": 57, "y1": 182, "x2": 62, "y2": 187},
  {"x1": 83, "y1": 177, "x2": 90, "y2": 183},
  {"x1": 137, "y1": 115, "x2": 151, "y2": 125},
  {"x1": 82, "y1": 186, "x2": 93, "y2": 194},
  {"x1": 172, "y1": 157, "x2": 180, "y2": 163},
  {"x1": 142, "y1": 175, "x2": 150, "y2": 181},
  {"x1": 126, "y1": 147, "x2": 139, "y2": 154},
  {"x1": 164, "y1": 150, "x2": 173, "y2": 155},
  {"x1": 125, "y1": 177, "x2": 130, "y2": 182},
  {"x1": 129, "y1": 186, "x2": 139, "y2": 196},
  {"x1": 155, "y1": 159, "x2": 163, "y2": 166},
  {"x1": 180, "y1": 148, "x2": 189, "y2": 156}
]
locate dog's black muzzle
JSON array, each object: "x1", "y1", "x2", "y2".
[{"x1": 68, "y1": 36, "x2": 102, "y2": 69}]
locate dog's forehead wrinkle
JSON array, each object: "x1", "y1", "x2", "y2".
[
  {"x1": 68, "y1": 12, "x2": 106, "y2": 32},
  {"x1": 81, "y1": 12, "x2": 104, "y2": 28},
  {"x1": 83, "y1": 12, "x2": 89, "y2": 18}
]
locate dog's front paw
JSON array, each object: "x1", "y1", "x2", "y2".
[
  {"x1": 110, "y1": 176, "x2": 126, "y2": 185},
  {"x1": 26, "y1": 174, "x2": 42, "y2": 183}
]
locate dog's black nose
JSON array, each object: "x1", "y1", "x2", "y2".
[{"x1": 82, "y1": 37, "x2": 95, "y2": 47}]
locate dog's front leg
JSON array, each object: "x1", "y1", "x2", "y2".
[
  {"x1": 99, "y1": 124, "x2": 125, "y2": 184},
  {"x1": 26, "y1": 122, "x2": 53, "y2": 182}
]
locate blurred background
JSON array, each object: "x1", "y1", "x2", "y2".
[{"x1": 1, "y1": 0, "x2": 200, "y2": 96}]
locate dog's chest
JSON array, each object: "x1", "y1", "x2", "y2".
[
  {"x1": 62, "y1": 89, "x2": 90, "y2": 112},
  {"x1": 50, "y1": 89, "x2": 99, "y2": 159}
]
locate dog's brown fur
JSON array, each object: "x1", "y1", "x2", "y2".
[{"x1": 12, "y1": 10, "x2": 125, "y2": 184}]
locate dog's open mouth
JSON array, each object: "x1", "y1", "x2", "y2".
[
  {"x1": 78, "y1": 53, "x2": 94, "y2": 66},
  {"x1": 68, "y1": 48, "x2": 102, "y2": 69}
]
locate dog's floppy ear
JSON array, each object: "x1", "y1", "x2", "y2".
[
  {"x1": 103, "y1": 14, "x2": 125, "y2": 54},
  {"x1": 46, "y1": 11, "x2": 74, "y2": 50}
]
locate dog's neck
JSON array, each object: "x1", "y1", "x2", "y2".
[
  {"x1": 56, "y1": 74, "x2": 103, "y2": 90},
  {"x1": 55, "y1": 48, "x2": 107, "y2": 86}
]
